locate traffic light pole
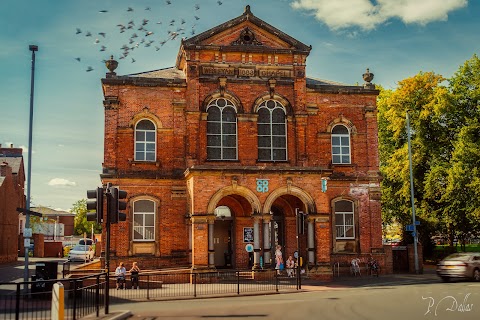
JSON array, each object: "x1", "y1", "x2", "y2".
[{"x1": 104, "y1": 185, "x2": 112, "y2": 314}]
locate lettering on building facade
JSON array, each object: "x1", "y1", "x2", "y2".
[{"x1": 201, "y1": 65, "x2": 293, "y2": 79}]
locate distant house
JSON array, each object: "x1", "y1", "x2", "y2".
[
  {"x1": 29, "y1": 207, "x2": 75, "y2": 241},
  {"x1": 0, "y1": 144, "x2": 25, "y2": 264}
]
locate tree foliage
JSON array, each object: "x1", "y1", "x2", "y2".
[
  {"x1": 379, "y1": 54, "x2": 480, "y2": 250},
  {"x1": 71, "y1": 199, "x2": 102, "y2": 236}
]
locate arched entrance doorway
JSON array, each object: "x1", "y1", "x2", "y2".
[
  {"x1": 268, "y1": 194, "x2": 308, "y2": 268},
  {"x1": 212, "y1": 193, "x2": 256, "y2": 269},
  {"x1": 213, "y1": 206, "x2": 233, "y2": 268}
]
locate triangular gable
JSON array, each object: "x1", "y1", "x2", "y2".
[{"x1": 177, "y1": 5, "x2": 311, "y2": 68}]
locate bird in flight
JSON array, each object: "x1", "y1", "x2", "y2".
[
  {"x1": 85, "y1": 31, "x2": 92, "y2": 37},
  {"x1": 145, "y1": 7, "x2": 151, "y2": 11},
  {"x1": 166, "y1": 0, "x2": 171, "y2": 5},
  {"x1": 74, "y1": 57, "x2": 81, "y2": 62},
  {"x1": 127, "y1": 7, "x2": 134, "y2": 12},
  {"x1": 217, "y1": 1, "x2": 223, "y2": 5},
  {"x1": 195, "y1": 4, "x2": 200, "y2": 10},
  {"x1": 100, "y1": 45, "x2": 107, "y2": 51},
  {"x1": 98, "y1": 32, "x2": 106, "y2": 38},
  {"x1": 86, "y1": 66, "x2": 93, "y2": 72},
  {"x1": 76, "y1": 28, "x2": 82, "y2": 34},
  {"x1": 99, "y1": 10, "x2": 108, "y2": 13}
]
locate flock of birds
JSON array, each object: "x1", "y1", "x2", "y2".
[{"x1": 75, "y1": 1, "x2": 225, "y2": 73}]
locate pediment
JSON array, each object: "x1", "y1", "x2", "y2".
[{"x1": 181, "y1": 5, "x2": 311, "y2": 53}]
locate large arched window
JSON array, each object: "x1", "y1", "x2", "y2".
[
  {"x1": 207, "y1": 98, "x2": 237, "y2": 160},
  {"x1": 133, "y1": 199, "x2": 156, "y2": 241},
  {"x1": 257, "y1": 100, "x2": 287, "y2": 161},
  {"x1": 331, "y1": 124, "x2": 350, "y2": 164},
  {"x1": 334, "y1": 200, "x2": 354, "y2": 239},
  {"x1": 135, "y1": 119, "x2": 156, "y2": 161}
]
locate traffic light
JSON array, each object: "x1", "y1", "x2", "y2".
[
  {"x1": 86, "y1": 187, "x2": 104, "y2": 224},
  {"x1": 109, "y1": 186, "x2": 128, "y2": 223}
]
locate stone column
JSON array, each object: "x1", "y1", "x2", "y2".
[
  {"x1": 262, "y1": 214, "x2": 272, "y2": 268},
  {"x1": 253, "y1": 215, "x2": 261, "y2": 270},
  {"x1": 188, "y1": 220, "x2": 192, "y2": 264},
  {"x1": 307, "y1": 216, "x2": 315, "y2": 266},
  {"x1": 208, "y1": 218, "x2": 215, "y2": 268}
]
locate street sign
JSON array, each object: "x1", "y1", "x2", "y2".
[
  {"x1": 24, "y1": 238, "x2": 31, "y2": 247},
  {"x1": 245, "y1": 244, "x2": 254, "y2": 252},
  {"x1": 415, "y1": 221, "x2": 420, "y2": 225},
  {"x1": 405, "y1": 225, "x2": 414, "y2": 232},
  {"x1": 24, "y1": 228, "x2": 32, "y2": 238}
]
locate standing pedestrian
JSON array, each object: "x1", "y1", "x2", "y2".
[{"x1": 275, "y1": 245, "x2": 283, "y2": 275}]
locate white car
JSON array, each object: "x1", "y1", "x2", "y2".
[{"x1": 67, "y1": 244, "x2": 95, "y2": 262}]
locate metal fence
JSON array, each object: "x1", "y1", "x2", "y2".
[
  {"x1": 0, "y1": 269, "x2": 298, "y2": 319},
  {"x1": 108, "y1": 269, "x2": 298, "y2": 302},
  {"x1": 0, "y1": 273, "x2": 106, "y2": 320}
]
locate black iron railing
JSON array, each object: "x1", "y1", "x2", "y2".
[
  {"x1": 0, "y1": 269, "x2": 298, "y2": 319},
  {"x1": 0, "y1": 273, "x2": 107, "y2": 320}
]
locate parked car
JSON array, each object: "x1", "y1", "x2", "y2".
[
  {"x1": 436, "y1": 252, "x2": 480, "y2": 282},
  {"x1": 67, "y1": 244, "x2": 95, "y2": 262},
  {"x1": 78, "y1": 238, "x2": 94, "y2": 245}
]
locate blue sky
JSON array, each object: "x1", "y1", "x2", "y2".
[{"x1": 1, "y1": 0, "x2": 478, "y2": 211}]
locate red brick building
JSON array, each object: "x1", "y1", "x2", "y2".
[
  {"x1": 0, "y1": 145, "x2": 25, "y2": 264},
  {"x1": 100, "y1": 6, "x2": 383, "y2": 279}
]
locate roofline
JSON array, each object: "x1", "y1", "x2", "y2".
[{"x1": 176, "y1": 5, "x2": 311, "y2": 67}]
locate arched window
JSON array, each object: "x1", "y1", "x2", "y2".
[
  {"x1": 135, "y1": 119, "x2": 156, "y2": 161},
  {"x1": 257, "y1": 100, "x2": 287, "y2": 161},
  {"x1": 331, "y1": 124, "x2": 350, "y2": 164},
  {"x1": 334, "y1": 200, "x2": 354, "y2": 239},
  {"x1": 133, "y1": 199, "x2": 156, "y2": 241},
  {"x1": 207, "y1": 98, "x2": 237, "y2": 160}
]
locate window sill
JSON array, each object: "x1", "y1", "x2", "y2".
[{"x1": 128, "y1": 159, "x2": 160, "y2": 167}]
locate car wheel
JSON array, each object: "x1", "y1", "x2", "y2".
[
  {"x1": 473, "y1": 269, "x2": 480, "y2": 282},
  {"x1": 441, "y1": 276, "x2": 450, "y2": 282}
]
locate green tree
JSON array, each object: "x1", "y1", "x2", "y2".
[
  {"x1": 380, "y1": 55, "x2": 480, "y2": 252},
  {"x1": 71, "y1": 199, "x2": 102, "y2": 236},
  {"x1": 378, "y1": 72, "x2": 445, "y2": 237}
]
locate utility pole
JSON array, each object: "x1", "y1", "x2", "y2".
[
  {"x1": 406, "y1": 111, "x2": 419, "y2": 274},
  {"x1": 24, "y1": 44, "x2": 38, "y2": 287}
]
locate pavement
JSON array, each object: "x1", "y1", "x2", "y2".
[
  {"x1": 0, "y1": 258, "x2": 440, "y2": 320},
  {"x1": 90, "y1": 266, "x2": 440, "y2": 320}
]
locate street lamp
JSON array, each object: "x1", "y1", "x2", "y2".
[
  {"x1": 406, "y1": 111, "x2": 419, "y2": 274},
  {"x1": 24, "y1": 44, "x2": 38, "y2": 286}
]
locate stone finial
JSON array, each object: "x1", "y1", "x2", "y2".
[
  {"x1": 245, "y1": 5, "x2": 251, "y2": 15},
  {"x1": 105, "y1": 55, "x2": 118, "y2": 77},
  {"x1": 363, "y1": 68, "x2": 374, "y2": 89}
]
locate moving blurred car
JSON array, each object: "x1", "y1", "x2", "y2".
[
  {"x1": 436, "y1": 252, "x2": 480, "y2": 282},
  {"x1": 67, "y1": 244, "x2": 95, "y2": 262}
]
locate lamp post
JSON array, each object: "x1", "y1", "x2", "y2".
[
  {"x1": 24, "y1": 44, "x2": 38, "y2": 286},
  {"x1": 406, "y1": 111, "x2": 419, "y2": 274}
]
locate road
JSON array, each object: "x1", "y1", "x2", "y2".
[
  {"x1": 0, "y1": 257, "x2": 83, "y2": 283},
  {"x1": 109, "y1": 277, "x2": 480, "y2": 320}
]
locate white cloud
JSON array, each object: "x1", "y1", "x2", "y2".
[
  {"x1": 48, "y1": 178, "x2": 77, "y2": 187},
  {"x1": 291, "y1": 0, "x2": 468, "y2": 31}
]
